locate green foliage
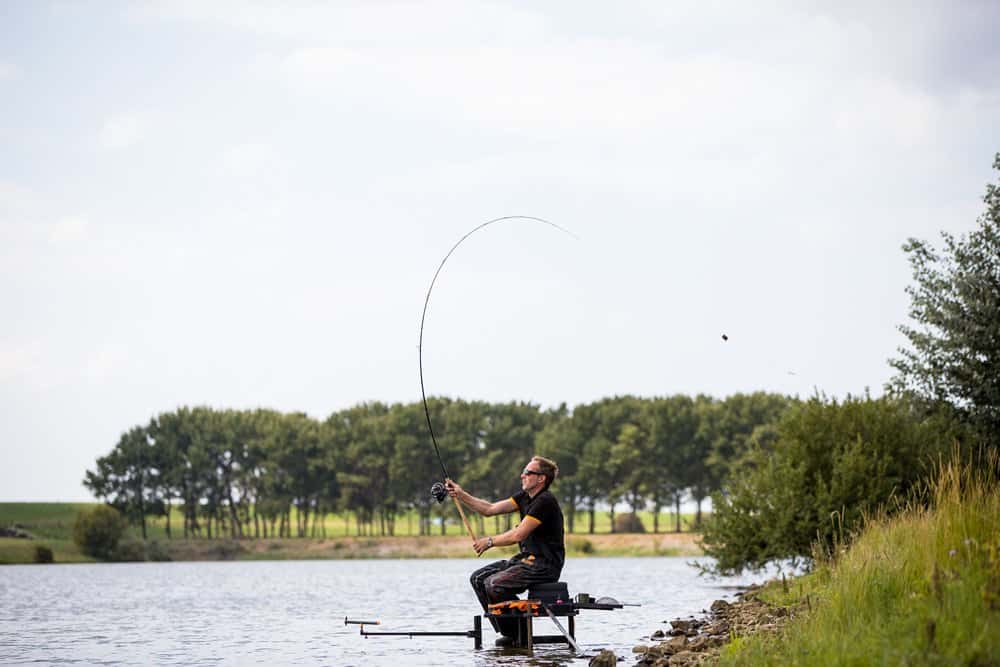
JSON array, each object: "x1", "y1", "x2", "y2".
[
  {"x1": 112, "y1": 538, "x2": 148, "y2": 562},
  {"x1": 719, "y1": 449, "x2": 1000, "y2": 666},
  {"x1": 81, "y1": 393, "x2": 791, "y2": 541},
  {"x1": 73, "y1": 505, "x2": 127, "y2": 560},
  {"x1": 891, "y1": 152, "x2": 1000, "y2": 451},
  {"x1": 106, "y1": 538, "x2": 172, "y2": 562},
  {"x1": 701, "y1": 394, "x2": 959, "y2": 574},
  {"x1": 32, "y1": 544, "x2": 54, "y2": 563}
]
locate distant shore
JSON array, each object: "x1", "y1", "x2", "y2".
[
  {"x1": 1, "y1": 502, "x2": 703, "y2": 564},
  {"x1": 1, "y1": 531, "x2": 702, "y2": 564},
  {"x1": 171, "y1": 531, "x2": 703, "y2": 561}
]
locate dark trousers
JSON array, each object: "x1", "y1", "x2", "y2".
[{"x1": 470, "y1": 556, "x2": 560, "y2": 635}]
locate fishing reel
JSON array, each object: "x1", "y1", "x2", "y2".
[{"x1": 430, "y1": 481, "x2": 448, "y2": 504}]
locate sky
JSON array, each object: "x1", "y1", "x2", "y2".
[{"x1": 1, "y1": 1, "x2": 998, "y2": 502}]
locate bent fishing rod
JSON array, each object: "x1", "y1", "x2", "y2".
[{"x1": 418, "y1": 216, "x2": 578, "y2": 543}]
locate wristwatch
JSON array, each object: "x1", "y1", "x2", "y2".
[{"x1": 486, "y1": 537, "x2": 493, "y2": 548}]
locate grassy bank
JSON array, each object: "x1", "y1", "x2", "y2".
[
  {"x1": 154, "y1": 532, "x2": 702, "y2": 561},
  {"x1": 719, "y1": 452, "x2": 1000, "y2": 665},
  {"x1": 1, "y1": 502, "x2": 701, "y2": 564}
]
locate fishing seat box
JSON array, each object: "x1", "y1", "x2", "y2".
[{"x1": 528, "y1": 582, "x2": 575, "y2": 615}]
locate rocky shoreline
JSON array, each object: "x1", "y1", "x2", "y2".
[{"x1": 590, "y1": 583, "x2": 800, "y2": 666}]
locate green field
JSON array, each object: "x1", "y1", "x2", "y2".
[
  {"x1": 1, "y1": 502, "x2": 699, "y2": 564},
  {"x1": 0, "y1": 503, "x2": 96, "y2": 564}
]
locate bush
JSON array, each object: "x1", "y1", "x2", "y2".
[
  {"x1": 145, "y1": 540, "x2": 171, "y2": 562},
  {"x1": 112, "y1": 538, "x2": 148, "y2": 562},
  {"x1": 567, "y1": 537, "x2": 595, "y2": 554},
  {"x1": 73, "y1": 505, "x2": 127, "y2": 560},
  {"x1": 211, "y1": 540, "x2": 245, "y2": 560},
  {"x1": 33, "y1": 544, "x2": 54, "y2": 563},
  {"x1": 613, "y1": 512, "x2": 646, "y2": 533},
  {"x1": 701, "y1": 394, "x2": 962, "y2": 574}
]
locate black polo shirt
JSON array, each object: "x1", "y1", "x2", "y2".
[{"x1": 511, "y1": 488, "x2": 565, "y2": 572}]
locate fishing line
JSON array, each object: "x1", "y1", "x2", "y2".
[{"x1": 418, "y1": 215, "x2": 579, "y2": 480}]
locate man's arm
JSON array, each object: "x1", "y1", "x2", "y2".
[
  {"x1": 444, "y1": 479, "x2": 517, "y2": 516},
  {"x1": 473, "y1": 515, "x2": 540, "y2": 555}
]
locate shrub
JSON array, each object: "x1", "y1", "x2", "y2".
[
  {"x1": 145, "y1": 540, "x2": 171, "y2": 562},
  {"x1": 613, "y1": 512, "x2": 646, "y2": 533},
  {"x1": 33, "y1": 544, "x2": 54, "y2": 563},
  {"x1": 113, "y1": 538, "x2": 148, "y2": 562},
  {"x1": 211, "y1": 540, "x2": 245, "y2": 560},
  {"x1": 73, "y1": 505, "x2": 127, "y2": 560},
  {"x1": 567, "y1": 537, "x2": 595, "y2": 554},
  {"x1": 701, "y1": 394, "x2": 962, "y2": 574}
]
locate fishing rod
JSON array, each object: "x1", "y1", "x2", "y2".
[{"x1": 418, "y1": 216, "x2": 578, "y2": 543}]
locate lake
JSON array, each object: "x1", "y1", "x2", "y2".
[{"x1": 0, "y1": 557, "x2": 770, "y2": 666}]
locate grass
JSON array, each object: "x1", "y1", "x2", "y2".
[
  {"x1": 0, "y1": 502, "x2": 696, "y2": 539},
  {"x1": 0, "y1": 503, "x2": 97, "y2": 563},
  {"x1": 0, "y1": 538, "x2": 95, "y2": 564},
  {"x1": 0, "y1": 502, "x2": 700, "y2": 564},
  {"x1": 719, "y1": 449, "x2": 1000, "y2": 666},
  {"x1": 0, "y1": 502, "x2": 95, "y2": 541}
]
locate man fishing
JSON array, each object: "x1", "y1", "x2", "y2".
[{"x1": 444, "y1": 455, "x2": 565, "y2": 635}]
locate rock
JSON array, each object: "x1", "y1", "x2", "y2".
[
  {"x1": 661, "y1": 636, "x2": 688, "y2": 654},
  {"x1": 689, "y1": 636, "x2": 712, "y2": 652},
  {"x1": 710, "y1": 599, "x2": 731, "y2": 614},
  {"x1": 633, "y1": 645, "x2": 649, "y2": 653},
  {"x1": 704, "y1": 621, "x2": 730, "y2": 635},
  {"x1": 634, "y1": 583, "x2": 796, "y2": 666},
  {"x1": 589, "y1": 648, "x2": 618, "y2": 666},
  {"x1": 669, "y1": 619, "x2": 695, "y2": 633},
  {"x1": 0, "y1": 526, "x2": 31, "y2": 538},
  {"x1": 667, "y1": 650, "x2": 700, "y2": 666}
]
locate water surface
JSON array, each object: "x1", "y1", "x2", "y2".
[{"x1": 0, "y1": 557, "x2": 768, "y2": 666}]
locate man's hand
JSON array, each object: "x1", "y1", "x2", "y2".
[
  {"x1": 473, "y1": 536, "x2": 492, "y2": 555},
  {"x1": 444, "y1": 478, "x2": 463, "y2": 498}
]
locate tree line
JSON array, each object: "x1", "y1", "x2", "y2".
[
  {"x1": 82, "y1": 153, "x2": 999, "y2": 571},
  {"x1": 83, "y1": 393, "x2": 791, "y2": 541}
]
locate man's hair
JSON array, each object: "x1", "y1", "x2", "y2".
[{"x1": 532, "y1": 456, "x2": 558, "y2": 491}]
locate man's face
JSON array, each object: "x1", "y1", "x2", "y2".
[{"x1": 520, "y1": 460, "x2": 546, "y2": 494}]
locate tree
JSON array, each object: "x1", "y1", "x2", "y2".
[
  {"x1": 704, "y1": 392, "x2": 793, "y2": 488},
  {"x1": 610, "y1": 422, "x2": 651, "y2": 519},
  {"x1": 646, "y1": 396, "x2": 699, "y2": 533},
  {"x1": 387, "y1": 402, "x2": 437, "y2": 535},
  {"x1": 331, "y1": 403, "x2": 391, "y2": 536},
  {"x1": 890, "y1": 153, "x2": 1000, "y2": 450},
  {"x1": 83, "y1": 426, "x2": 155, "y2": 539},
  {"x1": 536, "y1": 404, "x2": 585, "y2": 533}
]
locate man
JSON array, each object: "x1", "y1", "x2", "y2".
[{"x1": 445, "y1": 455, "x2": 565, "y2": 630}]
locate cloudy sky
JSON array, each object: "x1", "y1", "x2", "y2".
[{"x1": 2, "y1": 2, "x2": 998, "y2": 501}]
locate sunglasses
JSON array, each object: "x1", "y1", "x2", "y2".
[{"x1": 521, "y1": 469, "x2": 545, "y2": 477}]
